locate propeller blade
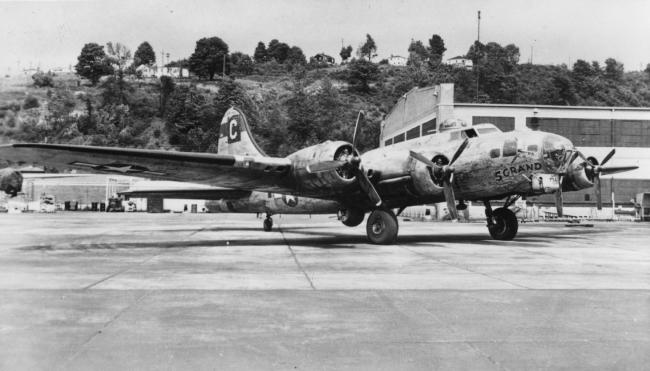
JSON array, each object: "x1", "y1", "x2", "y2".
[
  {"x1": 449, "y1": 138, "x2": 469, "y2": 166},
  {"x1": 599, "y1": 165, "x2": 638, "y2": 176},
  {"x1": 409, "y1": 150, "x2": 437, "y2": 168},
  {"x1": 355, "y1": 167, "x2": 382, "y2": 207},
  {"x1": 600, "y1": 148, "x2": 616, "y2": 166},
  {"x1": 443, "y1": 178, "x2": 459, "y2": 220},
  {"x1": 306, "y1": 160, "x2": 346, "y2": 174},
  {"x1": 594, "y1": 176, "x2": 602, "y2": 210},
  {"x1": 576, "y1": 150, "x2": 599, "y2": 168},
  {"x1": 555, "y1": 189, "x2": 563, "y2": 217},
  {"x1": 352, "y1": 110, "x2": 364, "y2": 149},
  {"x1": 560, "y1": 151, "x2": 580, "y2": 173}
]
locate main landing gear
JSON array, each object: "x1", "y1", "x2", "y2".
[
  {"x1": 366, "y1": 209, "x2": 398, "y2": 245},
  {"x1": 263, "y1": 213, "x2": 273, "y2": 232},
  {"x1": 484, "y1": 198, "x2": 519, "y2": 240}
]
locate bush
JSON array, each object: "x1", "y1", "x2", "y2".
[
  {"x1": 23, "y1": 95, "x2": 40, "y2": 109},
  {"x1": 32, "y1": 71, "x2": 55, "y2": 87}
]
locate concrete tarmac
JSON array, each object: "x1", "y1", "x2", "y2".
[{"x1": 0, "y1": 213, "x2": 649, "y2": 370}]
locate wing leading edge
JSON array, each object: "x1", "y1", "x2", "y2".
[{"x1": 0, "y1": 143, "x2": 296, "y2": 193}]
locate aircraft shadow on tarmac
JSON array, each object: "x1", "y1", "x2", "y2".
[{"x1": 18, "y1": 224, "x2": 608, "y2": 251}]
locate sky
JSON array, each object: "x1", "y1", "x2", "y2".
[{"x1": 1, "y1": 0, "x2": 650, "y2": 74}]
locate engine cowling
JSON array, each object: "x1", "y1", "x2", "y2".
[
  {"x1": 561, "y1": 160, "x2": 594, "y2": 192},
  {"x1": 289, "y1": 141, "x2": 358, "y2": 194},
  {"x1": 408, "y1": 156, "x2": 444, "y2": 197},
  {"x1": 0, "y1": 168, "x2": 23, "y2": 197}
]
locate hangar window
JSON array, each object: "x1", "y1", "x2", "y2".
[
  {"x1": 393, "y1": 133, "x2": 405, "y2": 143},
  {"x1": 406, "y1": 126, "x2": 420, "y2": 140},
  {"x1": 503, "y1": 139, "x2": 517, "y2": 156},
  {"x1": 490, "y1": 148, "x2": 501, "y2": 158},
  {"x1": 584, "y1": 194, "x2": 590, "y2": 201},
  {"x1": 385, "y1": 138, "x2": 393, "y2": 146},
  {"x1": 268, "y1": 192, "x2": 272, "y2": 199},
  {"x1": 422, "y1": 118, "x2": 437, "y2": 136}
]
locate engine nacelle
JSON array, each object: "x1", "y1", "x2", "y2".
[
  {"x1": 0, "y1": 168, "x2": 23, "y2": 197},
  {"x1": 288, "y1": 141, "x2": 358, "y2": 193},
  {"x1": 561, "y1": 161, "x2": 594, "y2": 192},
  {"x1": 408, "y1": 157, "x2": 444, "y2": 197}
]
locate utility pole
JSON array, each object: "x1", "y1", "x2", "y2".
[
  {"x1": 477, "y1": 10, "x2": 481, "y2": 43},
  {"x1": 475, "y1": 10, "x2": 481, "y2": 102},
  {"x1": 222, "y1": 54, "x2": 226, "y2": 77}
]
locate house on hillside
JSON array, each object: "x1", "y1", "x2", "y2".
[
  {"x1": 310, "y1": 53, "x2": 336, "y2": 65},
  {"x1": 444, "y1": 56, "x2": 473, "y2": 69},
  {"x1": 136, "y1": 65, "x2": 189, "y2": 79},
  {"x1": 388, "y1": 55, "x2": 407, "y2": 67}
]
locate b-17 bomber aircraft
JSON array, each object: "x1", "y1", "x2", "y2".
[{"x1": 0, "y1": 107, "x2": 638, "y2": 244}]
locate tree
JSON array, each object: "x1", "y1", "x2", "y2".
[
  {"x1": 106, "y1": 42, "x2": 132, "y2": 77},
  {"x1": 427, "y1": 34, "x2": 446, "y2": 65},
  {"x1": 604, "y1": 58, "x2": 624, "y2": 81},
  {"x1": 75, "y1": 43, "x2": 113, "y2": 85},
  {"x1": 253, "y1": 41, "x2": 267, "y2": 63},
  {"x1": 407, "y1": 39, "x2": 429, "y2": 65},
  {"x1": 286, "y1": 46, "x2": 307, "y2": 65},
  {"x1": 188, "y1": 37, "x2": 230, "y2": 80},
  {"x1": 105, "y1": 42, "x2": 132, "y2": 104},
  {"x1": 267, "y1": 39, "x2": 290, "y2": 63},
  {"x1": 230, "y1": 52, "x2": 254, "y2": 75},
  {"x1": 133, "y1": 41, "x2": 156, "y2": 67},
  {"x1": 358, "y1": 34, "x2": 377, "y2": 61},
  {"x1": 32, "y1": 71, "x2": 54, "y2": 87},
  {"x1": 572, "y1": 59, "x2": 593, "y2": 78},
  {"x1": 339, "y1": 45, "x2": 353, "y2": 63},
  {"x1": 346, "y1": 59, "x2": 379, "y2": 92}
]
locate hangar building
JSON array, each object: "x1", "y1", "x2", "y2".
[{"x1": 380, "y1": 83, "x2": 650, "y2": 210}]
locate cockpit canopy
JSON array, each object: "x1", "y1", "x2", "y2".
[{"x1": 448, "y1": 123, "x2": 502, "y2": 140}]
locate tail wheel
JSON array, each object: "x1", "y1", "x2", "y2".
[
  {"x1": 366, "y1": 209, "x2": 398, "y2": 245},
  {"x1": 263, "y1": 217, "x2": 273, "y2": 232},
  {"x1": 488, "y1": 207, "x2": 518, "y2": 240},
  {"x1": 338, "y1": 208, "x2": 365, "y2": 227}
]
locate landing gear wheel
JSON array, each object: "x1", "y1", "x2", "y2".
[
  {"x1": 487, "y1": 207, "x2": 518, "y2": 240},
  {"x1": 263, "y1": 217, "x2": 273, "y2": 232},
  {"x1": 366, "y1": 209, "x2": 398, "y2": 245},
  {"x1": 338, "y1": 208, "x2": 365, "y2": 227}
]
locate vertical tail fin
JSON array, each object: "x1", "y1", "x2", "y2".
[{"x1": 217, "y1": 107, "x2": 267, "y2": 157}]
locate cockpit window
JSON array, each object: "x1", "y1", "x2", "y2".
[
  {"x1": 490, "y1": 148, "x2": 500, "y2": 158},
  {"x1": 527, "y1": 145, "x2": 538, "y2": 153},
  {"x1": 477, "y1": 127, "x2": 499, "y2": 135},
  {"x1": 503, "y1": 139, "x2": 517, "y2": 156},
  {"x1": 462, "y1": 128, "x2": 478, "y2": 138}
]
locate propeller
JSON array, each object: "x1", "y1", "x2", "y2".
[
  {"x1": 409, "y1": 138, "x2": 470, "y2": 220},
  {"x1": 306, "y1": 111, "x2": 383, "y2": 207},
  {"x1": 573, "y1": 148, "x2": 638, "y2": 210}
]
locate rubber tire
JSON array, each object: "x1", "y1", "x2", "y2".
[
  {"x1": 339, "y1": 208, "x2": 365, "y2": 227},
  {"x1": 366, "y1": 210, "x2": 398, "y2": 245},
  {"x1": 488, "y1": 207, "x2": 518, "y2": 240},
  {"x1": 263, "y1": 218, "x2": 273, "y2": 232}
]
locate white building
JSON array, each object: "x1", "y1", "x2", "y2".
[
  {"x1": 444, "y1": 56, "x2": 473, "y2": 69},
  {"x1": 388, "y1": 55, "x2": 407, "y2": 67},
  {"x1": 136, "y1": 65, "x2": 189, "y2": 79}
]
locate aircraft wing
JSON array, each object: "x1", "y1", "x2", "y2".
[
  {"x1": 119, "y1": 187, "x2": 252, "y2": 200},
  {"x1": 0, "y1": 143, "x2": 296, "y2": 193}
]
